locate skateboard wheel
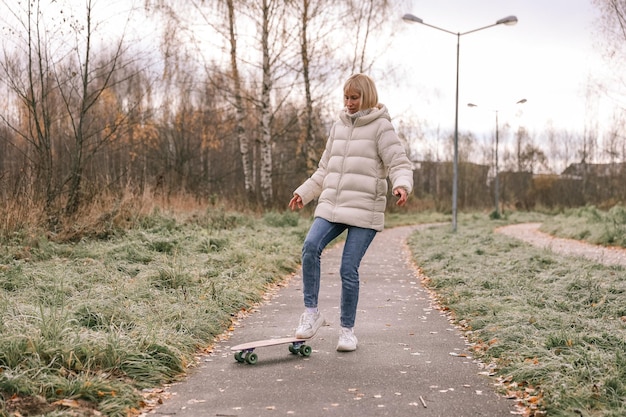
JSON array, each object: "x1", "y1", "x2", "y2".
[
  {"x1": 234, "y1": 351, "x2": 245, "y2": 362},
  {"x1": 299, "y1": 345, "x2": 312, "y2": 357},
  {"x1": 245, "y1": 352, "x2": 258, "y2": 365},
  {"x1": 289, "y1": 345, "x2": 299, "y2": 354}
]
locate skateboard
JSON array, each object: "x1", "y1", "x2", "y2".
[{"x1": 231, "y1": 337, "x2": 313, "y2": 365}]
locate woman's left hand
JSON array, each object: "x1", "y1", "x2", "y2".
[{"x1": 393, "y1": 188, "x2": 408, "y2": 206}]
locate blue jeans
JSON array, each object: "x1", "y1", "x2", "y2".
[{"x1": 301, "y1": 217, "x2": 377, "y2": 328}]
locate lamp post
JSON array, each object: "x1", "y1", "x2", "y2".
[
  {"x1": 467, "y1": 99, "x2": 526, "y2": 218},
  {"x1": 402, "y1": 13, "x2": 518, "y2": 232}
]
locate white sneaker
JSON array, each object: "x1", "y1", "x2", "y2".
[
  {"x1": 336, "y1": 328, "x2": 358, "y2": 351},
  {"x1": 295, "y1": 310, "x2": 324, "y2": 339}
]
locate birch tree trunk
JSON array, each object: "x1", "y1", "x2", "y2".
[{"x1": 259, "y1": 0, "x2": 274, "y2": 205}]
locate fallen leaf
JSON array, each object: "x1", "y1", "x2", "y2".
[
  {"x1": 52, "y1": 399, "x2": 80, "y2": 408},
  {"x1": 419, "y1": 395, "x2": 427, "y2": 408},
  {"x1": 188, "y1": 399, "x2": 206, "y2": 404}
]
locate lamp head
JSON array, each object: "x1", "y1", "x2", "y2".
[
  {"x1": 402, "y1": 13, "x2": 423, "y2": 24},
  {"x1": 496, "y1": 15, "x2": 518, "y2": 25}
]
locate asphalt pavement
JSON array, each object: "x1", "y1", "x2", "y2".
[{"x1": 151, "y1": 224, "x2": 517, "y2": 417}]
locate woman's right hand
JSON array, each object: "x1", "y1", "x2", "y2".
[{"x1": 289, "y1": 194, "x2": 304, "y2": 211}]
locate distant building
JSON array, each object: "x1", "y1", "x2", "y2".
[{"x1": 561, "y1": 162, "x2": 626, "y2": 180}]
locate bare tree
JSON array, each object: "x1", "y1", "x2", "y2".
[
  {"x1": 225, "y1": 0, "x2": 255, "y2": 196},
  {"x1": 0, "y1": 0, "x2": 58, "y2": 212},
  {"x1": 186, "y1": 0, "x2": 256, "y2": 196},
  {"x1": 294, "y1": 0, "x2": 329, "y2": 174},
  {"x1": 593, "y1": 0, "x2": 626, "y2": 61},
  {"x1": 519, "y1": 143, "x2": 548, "y2": 175},
  {"x1": 60, "y1": 0, "x2": 142, "y2": 215},
  {"x1": 604, "y1": 110, "x2": 626, "y2": 163},
  {"x1": 339, "y1": 0, "x2": 396, "y2": 74},
  {"x1": 148, "y1": 0, "x2": 304, "y2": 206},
  {"x1": 514, "y1": 126, "x2": 530, "y2": 172},
  {"x1": 592, "y1": 0, "x2": 626, "y2": 163},
  {"x1": 546, "y1": 123, "x2": 575, "y2": 174},
  {"x1": 0, "y1": 0, "x2": 147, "y2": 220}
]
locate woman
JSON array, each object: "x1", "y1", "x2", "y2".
[{"x1": 288, "y1": 73, "x2": 414, "y2": 352}]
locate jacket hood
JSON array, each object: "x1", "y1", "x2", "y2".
[{"x1": 339, "y1": 103, "x2": 391, "y2": 127}]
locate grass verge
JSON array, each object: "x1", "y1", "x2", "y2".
[
  {"x1": 539, "y1": 205, "x2": 626, "y2": 248},
  {"x1": 0, "y1": 208, "x2": 309, "y2": 416},
  {"x1": 1, "y1": 206, "x2": 624, "y2": 416},
  {"x1": 408, "y1": 212, "x2": 626, "y2": 417}
]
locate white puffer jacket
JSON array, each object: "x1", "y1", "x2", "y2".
[{"x1": 294, "y1": 104, "x2": 413, "y2": 231}]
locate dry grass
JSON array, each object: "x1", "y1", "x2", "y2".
[
  {"x1": 0, "y1": 205, "x2": 309, "y2": 416},
  {"x1": 2, "y1": 198, "x2": 624, "y2": 416},
  {"x1": 0, "y1": 185, "x2": 239, "y2": 244},
  {"x1": 539, "y1": 205, "x2": 626, "y2": 248},
  {"x1": 408, "y1": 211, "x2": 626, "y2": 417}
]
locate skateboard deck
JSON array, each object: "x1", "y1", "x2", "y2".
[{"x1": 231, "y1": 337, "x2": 313, "y2": 364}]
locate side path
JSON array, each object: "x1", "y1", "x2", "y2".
[
  {"x1": 496, "y1": 223, "x2": 626, "y2": 267},
  {"x1": 151, "y1": 224, "x2": 517, "y2": 417}
]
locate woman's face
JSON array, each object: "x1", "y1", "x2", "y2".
[{"x1": 344, "y1": 89, "x2": 361, "y2": 114}]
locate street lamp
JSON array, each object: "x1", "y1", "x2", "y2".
[
  {"x1": 402, "y1": 13, "x2": 518, "y2": 232},
  {"x1": 467, "y1": 99, "x2": 527, "y2": 218}
]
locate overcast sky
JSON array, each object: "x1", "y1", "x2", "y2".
[
  {"x1": 7, "y1": 0, "x2": 616, "y2": 163},
  {"x1": 375, "y1": 0, "x2": 610, "y2": 141}
]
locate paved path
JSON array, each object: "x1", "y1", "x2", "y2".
[
  {"x1": 151, "y1": 224, "x2": 517, "y2": 417},
  {"x1": 496, "y1": 223, "x2": 626, "y2": 267}
]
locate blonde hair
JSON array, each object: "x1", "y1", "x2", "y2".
[{"x1": 344, "y1": 74, "x2": 379, "y2": 110}]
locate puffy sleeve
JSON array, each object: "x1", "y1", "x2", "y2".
[
  {"x1": 377, "y1": 120, "x2": 413, "y2": 194},
  {"x1": 293, "y1": 125, "x2": 336, "y2": 205}
]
